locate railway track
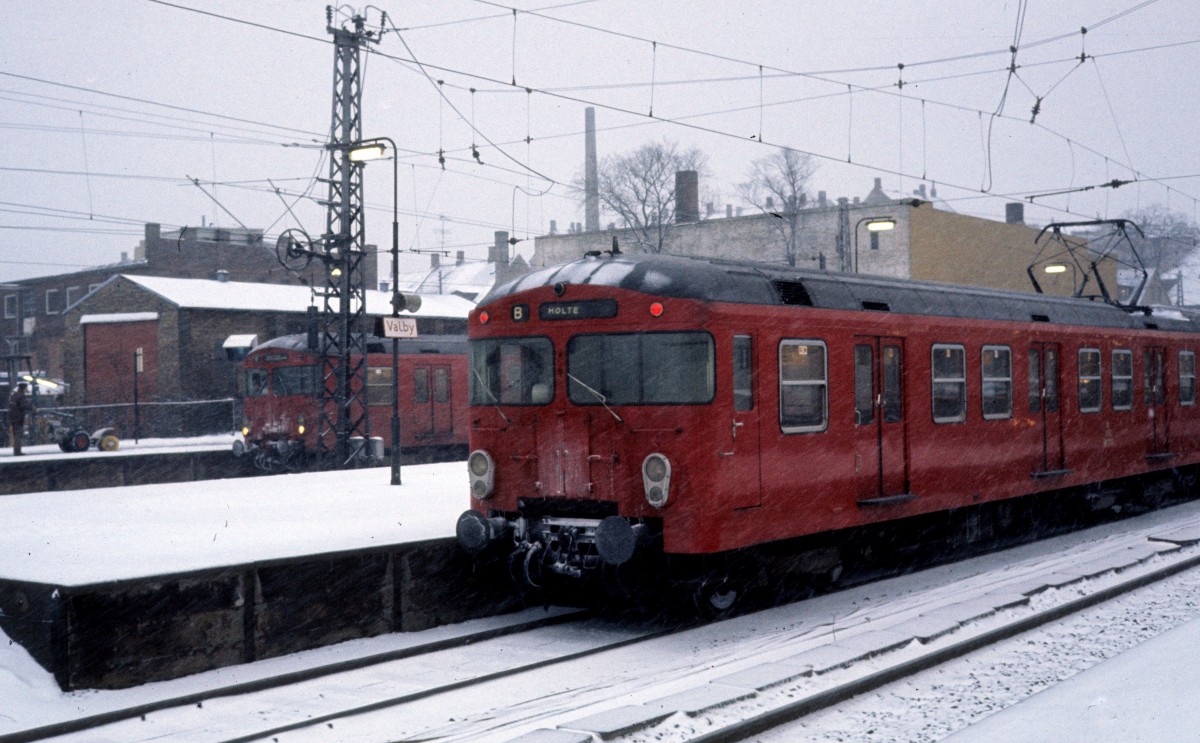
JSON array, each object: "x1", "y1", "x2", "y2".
[
  {"x1": 0, "y1": 608, "x2": 592, "y2": 743},
  {"x1": 13, "y1": 503, "x2": 1200, "y2": 743},
  {"x1": 671, "y1": 529, "x2": 1200, "y2": 743}
]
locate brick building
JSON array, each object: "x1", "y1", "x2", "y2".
[
  {"x1": 2, "y1": 222, "x2": 378, "y2": 389},
  {"x1": 534, "y1": 178, "x2": 1110, "y2": 297},
  {"x1": 59, "y1": 274, "x2": 469, "y2": 438}
]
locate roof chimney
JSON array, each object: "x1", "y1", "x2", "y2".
[
  {"x1": 215, "y1": 269, "x2": 229, "y2": 282},
  {"x1": 430, "y1": 253, "x2": 440, "y2": 268},
  {"x1": 584, "y1": 108, "x2": 600, "y2": 231},
  {"x1": 494, "y1": 231, "x2": 510, "y2": 266},
  {"x1": 675, "y1": 170, "x2": 699, "y2": 223},
  {"x1": 1006, "y1": 202, "x2": 1025, "y2": 225},
  {"x1": 456, "y1": 250, "x2": 465, "y2": 266}
]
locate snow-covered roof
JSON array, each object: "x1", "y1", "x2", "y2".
[
  {"x1": 80, "y1": 312, "x2": 160, "y2": 324},
  {"x1": 109, "y1": 274, "x2": 474, "y2": 319},
  {"x1": 397, "y1": 259, "x2": 501, "y2": 301}
]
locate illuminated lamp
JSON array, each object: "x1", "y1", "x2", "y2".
[
  {"x1": 479, "y1": 310, "x2": 490, "y2": 325},
  {"x1": 348, "y1": 143, "x2": 387, "y2": 162},
  {"x1": 649, "y1": 302, "x2": 664, "y2": 317}
]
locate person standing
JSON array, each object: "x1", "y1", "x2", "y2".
[{"x1": 7, "y1": 382, "x2": 33, "y2": 456}]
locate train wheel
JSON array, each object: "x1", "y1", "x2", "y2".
[
  {"x1": 98, "y1": 435, "x2": 119, "y2": 452},
  {"x1": 694, "y1": 576, "x2": 740, "y2": 618}
]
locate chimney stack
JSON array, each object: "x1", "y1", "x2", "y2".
[
  {"x1": 494, "y1": 231, "x2": 510, "y2": 266},
  {"x1": 674, "y1": 170, "x2": 699, "y2": 223},
  {"x1": 584, "y1": 108, "x2": 600, "y2": 232},
  {"x1": 456, "y1": 250, "x2": 465, "y2": 266},
  {"x1": 1006, "y1": 203, "x2": 1025, "y2": 224}
]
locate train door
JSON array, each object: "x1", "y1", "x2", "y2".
[
  {"x1": 1029, "y1": 343, "x2": 1066, "y2": 475},
  {"x1": 411, "y1": 363, "x2": 454, "y2": 440},
  {"x1": 430, "y1": 364, "x2": 454, "y2": 438},
  {"x1": 411, "y1": 364, "x2": 434, "y2": 439},
  {"x1": 722, "y1": 335, "x2": 762, "y2": 509},
  {"x1": 1144, "y1": 347, "x2": 1170, "y2": 459},
  {"x1": 853, "y1": 336, "x2": 908, "y2": 504}
]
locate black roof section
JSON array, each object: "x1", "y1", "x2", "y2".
[{"x1": 483, "y1": 253, "x2": 1200, "y2": 333}]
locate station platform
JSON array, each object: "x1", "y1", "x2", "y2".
[
  {"x1": 945, "y1": 615, "x2": 1200, "y2": 741},
  {"x1": 0, "y1": 461, "x2": 512, "y2": 690},
  {"x1": 0, "y1": 434, "x2": 256, "y2": 495}
]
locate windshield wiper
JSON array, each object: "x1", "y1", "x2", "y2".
[
  {"x1": 471, "y1": 367, "x2": 511, "y2": 425},
  {"x1": 567, "y1": 373, "x2": 623, "y2": 423}
]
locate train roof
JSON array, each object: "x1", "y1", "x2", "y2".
[
  {"x1": 251, "y1": 334, "x2": 467, "y2": 356},
  {"x1": 484, "y1": 252, "x2": 1200, "y2": 333}
]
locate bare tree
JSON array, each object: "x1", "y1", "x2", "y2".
[
  {"x1": 1122, "y1": 204, "x2": 1199, "y2": 272},
  {"x1": 738, "y1": 148, "x2": 817, "y2": 266},
  {"x1": 585, "y1": 139, "x2": 707, "y2": 253}
]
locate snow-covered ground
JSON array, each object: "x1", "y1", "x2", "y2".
[{"x1": 0, "y1": 460, "x2": 468, "y2": 586}]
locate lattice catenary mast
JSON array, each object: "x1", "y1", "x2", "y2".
[{"x1": 316, "y1": 7, "x2": 379, "y2": 467}]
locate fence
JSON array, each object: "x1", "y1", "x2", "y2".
[{"x1": 3, "y1": 398, "x2": 239, "y2": 446}]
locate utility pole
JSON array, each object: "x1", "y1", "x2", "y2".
[{"x1": 316, "y1": 7, "x2": 379, "y2": 468}]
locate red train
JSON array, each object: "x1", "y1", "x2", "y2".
[
  {"x1": 456, "y1": 252, "x2": 1200, "y2": 610},
  {"x1": 238, "y1": 334, "x2": 468, "y2": 470}
]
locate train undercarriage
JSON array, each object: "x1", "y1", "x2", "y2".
[{"x1": 460, "y1": 464, "x2": 1200, "y2": 617}]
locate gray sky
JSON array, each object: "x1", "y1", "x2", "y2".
[{"x1": 1, "y1": 0, "x2": 1197, "y2": 285}]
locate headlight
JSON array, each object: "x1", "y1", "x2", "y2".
[
  {"x1": 468, "y1": 449, "x2": 495, "y2": 500},
  {"x1": 241, "y1": 425, "x2": 250, "y2": 437},
  {"x1": 642, "y1": 453, "x2": 672, "y2": 508},
  {"x1": 297, "y1": 414, "x2": 306, "y2": 435}
]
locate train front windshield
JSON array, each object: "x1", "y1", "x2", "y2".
[
  {"x1": 568, "y1": 332, "x2": 714, "y2": 405},
  {"x1": 470, "y1": 337, "x2": 554, "y2": 405}
]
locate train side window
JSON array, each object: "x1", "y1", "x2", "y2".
[
  {"x1": 854, "y1": 344, "x2": 874, "y2": 425},
  {"x1": 1078, "y1": 349, "x2": 1102, "y2": 413},
  {"x1": 434, "y1": 367, "x2": 450, "y2": 403},
  {"x1": 1112, "y1": 349, "x2": 1133, "y2": 410},
  {"x1": 366, "y1": 366, "x2": 392, "y2": 406},
  {"x1": 931, "y1": 344, "x2": 966, "y2": 423},
  {"x1": 779, "y1": 340, "x2": 827, "y2": 433},
  {"x1": 414, "y1": 367, "x2": 430, "y2": 404},
  {"x1": 1180, "y1": 351, "x2": 1196, "y2": 406},
  {"x1": 981, "y1": 345, "x2": 1012, "y2": 420},
  {"x1": 733, "y1": 335, "x2": 754, "y2": 412}
]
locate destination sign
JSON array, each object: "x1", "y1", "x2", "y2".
[
  {"x1": 538, "y1": 298, "x2": 618, "y2": 321},
  {"x1": 373, "y1": 315, "x2": 419, "y2": 339}
]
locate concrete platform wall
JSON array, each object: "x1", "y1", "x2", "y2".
[
  {"x1": 0, "y1": 539, "x2": 515, "y2": 690},
  {"x1": 0, "y1": 450, "x2": 258, "y2": 496}
]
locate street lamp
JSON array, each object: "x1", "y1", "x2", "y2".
[
  {"x1": 348, "y1": 136, "x2": 405, "y2": 485},
  {"x1": 853, "y1": 216, "x2": 897, "y2": 273}
]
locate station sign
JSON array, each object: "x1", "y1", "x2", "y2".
[{"x1": 374, "y1": 315, "x2": 419, "y2": 339}]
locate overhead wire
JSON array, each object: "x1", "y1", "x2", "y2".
[{"x1": 6, "y1": 0, "x2": 1192, "y2": 263}]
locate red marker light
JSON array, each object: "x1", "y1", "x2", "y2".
[
  {"x1": 479, "y1": 311, "x2": 490, "y2": 325},
  {"x1": 649, "y1": 302, "x2": 664, "y2": 317}
]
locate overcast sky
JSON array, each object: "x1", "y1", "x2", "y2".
[{"x1": 1, "y1": 0, "x2": 1197, "y2": 285}]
